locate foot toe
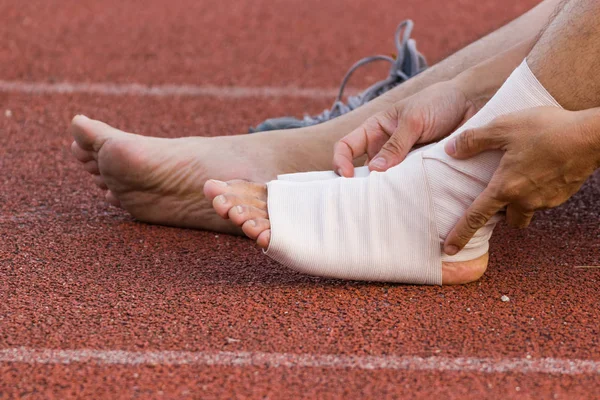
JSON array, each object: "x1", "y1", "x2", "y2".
[
  {"x1": 228, "y1": 204, "x2": 268, "y2": 226},
  {"x1": 83, "y1": 160, "x2": 100, "y2": 174},
  {"x1": 70, "y1": 115, "x2": 127, "y2": 152},
  {"x1": 71, "y1": 141, "x2": 95, "y2": 162},
  {"x1": 203, "y1": 179, "x2": 230, "y2": 200},
  {"x1": 212, "y1": 193, "x2": 236, "y2": 218},
  {"x1": 105, "y1": 191, "x2": 122, "y2": 207},
  {"x1": 70, "y1": 115, "x2": 98, "y2": 150},
  {"x1": 93, "y1": 175, "x2": 108, "y2": 190},
  {"x1": 226, "y1": 180, "x2": 268, "y2": 201},
  {"x1": 242, "y1": 218, "x2": 270, "y2": 240},
  {"x1": 256, "y1": 229, "x2": 271, "y2": 249},
  {"x1": 212, "y1": 193, "x2": 268, "y2": 219},
  {"x1": 204, "y1": 179, "x2": 267, "y2": 201}
]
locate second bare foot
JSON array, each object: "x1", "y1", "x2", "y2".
[
  {"x1": 70, "y1": 115, "x2": 310, "y2": 233},
  {"x1": 204, "y1": 179, "x2": 488, "y2": 285}
]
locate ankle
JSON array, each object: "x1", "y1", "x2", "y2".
[{"x1": 265, "y1": 128, "x2": 339, "y2": 173}]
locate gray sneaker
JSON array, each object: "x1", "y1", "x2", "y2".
[{"x1": 249, "y1": 20, "x2": 428, "y2": 133}]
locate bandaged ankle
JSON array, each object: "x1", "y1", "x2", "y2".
[{"x1": 266, "y1": 60, "x2": 562, "y2": 284}]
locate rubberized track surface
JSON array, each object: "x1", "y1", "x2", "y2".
[{"x1": 1, "y1": 0, "x2": 599, "y2": 398}]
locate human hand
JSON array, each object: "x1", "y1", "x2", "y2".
[
  {"x1": 443, "y1": 106, "x2": 600, "y2": 256},
  {"x1": 332, "y1": 80, "x2": 479, "y2": 177}
]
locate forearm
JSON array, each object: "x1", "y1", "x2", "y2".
[
  {"x1": 377, "y1": 0, "x2": 562, "y2": 103},
  {"x1": 314, "y1": 0, "x2": 562, "y2": 137}
]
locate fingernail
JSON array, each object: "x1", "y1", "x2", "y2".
[
  {"x1": 336, "y1": 168, "x2": 343, "y2": 177},
  {"x1": 236, "y1": 205, "x2": 244, "y2": 214},
  {"x1": 445, "y1": 139, "x2": 456, "y2": 155},
  {"x1": 370, "y1": 157, "x2": 386, "y2": 169},
  {"x1": 444, "y1": 245, "x2": 459, "y2": 256},
  {"x1": 210, "y1": 179, "x2": 228, "y2": 186},
  {"x1": 249, "y1": 220, "x2": 257, "y2": 227},
  {"x1": 216, "y1": 195, "x2": 227, "y2": 204}
]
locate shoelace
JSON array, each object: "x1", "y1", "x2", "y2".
[{"x1": 302, "y1": 20, "x2": 427, "y2": 124}]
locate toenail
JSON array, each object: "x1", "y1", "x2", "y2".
[
  {"x1": 236, "y1": 205, "x2": 244, "y2": 214},
  {"x1": 216, "y1": 195, "x2": 227, "y2": 204},
  {"x1": 210, "y1": 180, "x2": 228, "y2": 187}
]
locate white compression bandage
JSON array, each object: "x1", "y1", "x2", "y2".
[{"x1": 266, "y1": 61, "x2": 562, "y2": 284}]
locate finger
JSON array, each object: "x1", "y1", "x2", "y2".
[
  {"x1": 444, "y1": 190, "x2": 507, "y2": 255},
  {"x1": 505, "y1": 204, "x2": 535, "y2": 229},
  {"x1": 369, "y1": 118, "x2": 419, "y2": 171},
  {"x1": 444, "y1": 125, "x2": 507, "y2": 160},
  {"x1": 332, "y1": 113, "x2": 397, "y2": 177},
  {"x1": 333, "y1": 138, "x2": 362, "y2": 177}
]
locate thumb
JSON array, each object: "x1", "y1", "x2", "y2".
[
  {"x1": 444, "y1": 125, "x2": 506, "y2": 160},
  {"x1": 443, "y1": 188, "x2": 506, "y2": 255},
  {"x1": 369, "y1": 119, "x2": 419, "y2": 171}
]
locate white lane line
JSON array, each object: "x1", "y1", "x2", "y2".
[
  {"x1": 0, "y1": 80, "x2": 346, "y2": 99},
  {"x1": 1, "y1": 348, "x2": 599, "y2": 375}
]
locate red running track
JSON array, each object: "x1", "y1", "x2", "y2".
[{"x1": 1, "y1": 0, "x2": 599, "y2": 398}]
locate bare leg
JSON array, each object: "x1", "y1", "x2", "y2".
[
  {"x1": 528, "y1": 0, "x2": 600, "y2": 110},
  {"x1": 302, "y1": 0, "x2": 562, "y2": 142},
  {"x1": 71, "y1": 0, "x2": 561, "y2": 234},
  {"x1": 202, "y1": 2, "x2": 592, "y2": 284}
]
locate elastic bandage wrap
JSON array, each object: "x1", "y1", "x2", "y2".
[{"x1": 268, "y1": 61, "x2": 562, "y2": 284}]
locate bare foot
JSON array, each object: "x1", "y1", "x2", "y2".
[
  {"x1": 69, "y1": 115, "x2": 330, "y2": 234},
  {"x1": 204, "y1": 179, "x2": 488, "y2": 285}
]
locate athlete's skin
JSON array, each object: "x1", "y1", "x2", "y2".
[{"x1": 70, "y1": 0, "x2": 599, "y2": 284}]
